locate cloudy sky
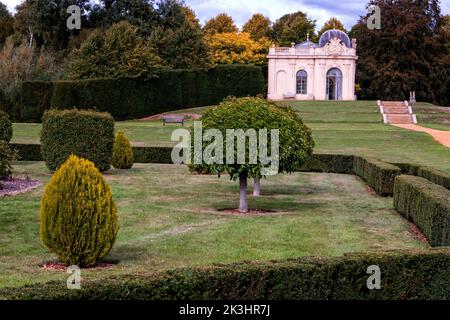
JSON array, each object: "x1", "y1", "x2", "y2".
[{"x1": 2, "y1": 0, "x2": 450, "y2": 30}]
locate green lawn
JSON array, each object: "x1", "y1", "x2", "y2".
[
  {"x1": 3, "y1": 100, "x2": 449, "y2": 289},
  {"x1": 0, "y1": 162, "x2": 426, "y2": 288},
  {"x1": 12, "y1": 101, "x2": 450, "y2": 171}
]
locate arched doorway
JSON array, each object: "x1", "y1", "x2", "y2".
[{"x1": 326, "y1": 68, "x2": 342, "y2": 100}]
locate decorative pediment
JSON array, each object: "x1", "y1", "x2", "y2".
[{"x1": 326, "y1": 37, "x2": 344, "y2": 55}]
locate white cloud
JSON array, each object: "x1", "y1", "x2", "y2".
[{"x1": 187, "y1": 0, "x2": 450, "y2": 30}]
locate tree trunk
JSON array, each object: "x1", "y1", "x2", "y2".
[
  {"x1": 239, "y1": 174, "x2": 248, "y2": 213},
  {"x1": 28, "y1": 26, "x2": 33, "y2": 48},
  {"x1": 253, "y1": 177, "x2": 261, "y2": 196}
]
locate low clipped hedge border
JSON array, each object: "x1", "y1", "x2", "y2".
[
  {"x1": 12, "y1": 143, "x2": 175, "y2": 164},
  {"x1": 394, "y1": 175, "x2": 450, "y2": 247},
  {"x1": 353, "y1": 156, "x2": 401, "y2": 196},
  {"x1": 11, "y1": 143, "x2": 449, "y2": 200},
  {"x1": 395, "y1": 163, "x2": 450, "y2": 191},
  {"x1": 298, "y1": 153, "x2": 354, "y2": 174},
  {"x1": 1, "y1": 248, "x2": 450, "y2": 300}
]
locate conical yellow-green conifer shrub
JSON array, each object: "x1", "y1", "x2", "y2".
[
  {"x1": 40, "y1": 155, "x2": 119, "y2": 266},
  {"x1": 112, "y1": 130, "x2": 134, "y2": 169}
]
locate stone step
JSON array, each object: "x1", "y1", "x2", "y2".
[
  {"x1": 381, "y1": 101, "x2": 406, "y2": 107},
  {"x1": 386, "y1": 114, "x2": 414, "y2": 124},
  {"x1": 383, "y1": 107, "x2": 410, "y2": 114}
]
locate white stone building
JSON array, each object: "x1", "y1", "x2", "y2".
[{"x1": 267, "y1": 29, "x2": 358, "y2": 101}]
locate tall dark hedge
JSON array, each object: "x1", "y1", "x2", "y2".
[
  {"x1": 20, "y1": 65, "x2": 265, "y2": 122},
  {"x1": 40, "y1": 109, "x2": 115, "y2": 172},
  {"x1": 0, "y1": 111, "x2": 12, "y2": 143},
  {"x1": 19, "y1": 81, "x2": 54, "y2": 122}
]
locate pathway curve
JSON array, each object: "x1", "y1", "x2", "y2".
[{"x1": 392, "y1": 124, "x2": 450, "y2": 148}]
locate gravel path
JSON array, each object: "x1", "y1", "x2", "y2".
[{"x1": 392, "y1": 124, "x2": 450, "y2": 148}]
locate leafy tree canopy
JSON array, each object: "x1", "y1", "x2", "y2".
[
  {"x1": 190, "y1": 97, "x2": 314, "y2": 213},
  {"x1": 352, "y1": 0, "x2": 450, "y2": 106},
  {"x1": 149, "y1": 0, "x2": 210, "y2": 69},
  {"x1": 90, "y1": 0, "x2": 157, "y2": 37},
  {"x1": 0, "y1": 2, "x2": 14, "y2": 45},
  {"x1": 242, "y1": 13, "x2": 272, "y2": 41},
  {"x1": 208, "y1": 32, "x2": 271, "y2": 66},
  {"x1": 13, "y1": 0, "x2": 91, "y2": 50},
  {"x1": 203, "y1": 13, "x2": 238, "y2": 35},
  {"x1": 317, "y1": 17, "x2": 347, "y2": 38},
  {"x1": 272, "y1": 11, "x2": 316, "y2": 46},
  {"x1": 68, "y1": 21, "x2": 164, "y2": 80}
]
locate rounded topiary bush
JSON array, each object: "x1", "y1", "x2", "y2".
[
  {"x1": 40, "y1": 155, "x2": 119, "y2": 266},
  {"x1": 112, "y1": 130, "x2": 134, "y2": 169},
  {"x1": 0, "y1": 111, "x2": 12, "y2": 143}
]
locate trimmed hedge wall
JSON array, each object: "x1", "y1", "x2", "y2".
[
  {"x1": 417, "y1": 166, "x2": 450, "y2": 191},
  {"x1": 19, "y1": 65, "x2": 265, "y2": 122},
  {"x1": 11, "y1": 143, "x2": 42, "y2": 161},
  {"x1": 41, "y1": 109, "x2": 115, "y2": 172},
  {"x1": 394, "y1": 175, "x2": 450, "y2": 247},
  {"x1": 1, "y1": 248, "x2": 450, "y2": 300},
  {"x1": 12, "y1": 144, "x2": 175, "y2": 164},
  {"x1": 353, "y1": 156, "x2": 402, "y2": 196},
  {"x1": 18, "y1": 81, "x2": 54, "y2": 122},
  {"x1": 11, "y1": 147, "x2": 355, "y2": 172},
  {"x1": 298, "y1": 154, "x2": 354, "y2": 174},
  {"x1": 133, "y1": 146, "x2": 173, "y2": 164},
  {"x1": 395, "y1": 163, "x2": 450, "y2": 191}
]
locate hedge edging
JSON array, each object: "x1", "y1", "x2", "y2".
[
  {"x1": 394, "y1": 175, "x2": 450, "y2": 247},
  {"x1": 353, "y1": 156, "x2": 401, "y2": 196},
  {"x1": 1, "y1": 248, "x2": 450, "y2": 300}
]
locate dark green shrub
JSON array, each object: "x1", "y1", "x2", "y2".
[
  {"x1": 353, "y1": 156, "x2": 401, "y2": 196},
  {"x1": 0, "y1": 110, "x2": 12, "y2": 143},
  {"x1": 0, "y1": 141, "x2": 17, "y2": 181},
  {"x1": 40, "y1": 155, "x2": 119, "y2": 266},
  {"x1": 40, "y1": 109, "x2": 114, "y2": 172},
  {"x1": 394, "y1": 175, "x2": 450, "y2": 247},
  {"x1": 18, "y1": 65, "x2": 265, "y2": 122},
  {"x1": 1, "y1": 248, "x2": 450, "y2": 300}
]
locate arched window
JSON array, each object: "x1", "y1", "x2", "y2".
[{"x1": 296, "y1": 70, "x2": 307, "y2": 95}]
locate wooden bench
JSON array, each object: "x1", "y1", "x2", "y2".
[{"x1": 162, "y1": 115, "x2": 185, "y2": 126}]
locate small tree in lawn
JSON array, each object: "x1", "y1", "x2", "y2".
[{"x1": 189, "y1": 97, "x2": 314, "y2": 213}]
